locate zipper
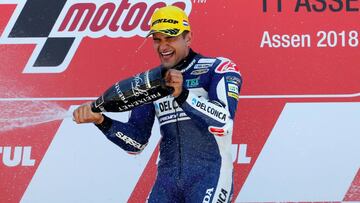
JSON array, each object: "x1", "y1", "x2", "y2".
[{"x1": 173, "y1": 99, "x2": 182, "y2": 180}]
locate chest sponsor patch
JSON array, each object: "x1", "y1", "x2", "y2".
[
  {"x1": 181, "y1": 59, "x2": 196, "y2": 73},
  {"x1": 191, "y1": 69, "x2": 209, "y2": 75},
  {"x1": 198, "y1": 58, "x2": 216, "y2": 64},
  {"x1": 194, "y1": 63, "x2": 212, "y2": 69},
  {"x1": 186, "y1": 77, "x2": 200, "y2": 88}
]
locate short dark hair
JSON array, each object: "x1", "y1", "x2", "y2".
[{"x1": 181, "y1": 30, "x2": 190, "y2": 38}]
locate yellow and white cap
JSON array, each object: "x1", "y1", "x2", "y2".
[{"x1": 147, "y1": 6, "x2": 190, "y2": 37}]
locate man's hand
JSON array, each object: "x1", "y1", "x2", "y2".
[
  {"x1": 165, "y1": 69, "x2": 183, "y2": 98},
  {"x1": 73, "y1": 102, "x2": 104, "y2": 124}
]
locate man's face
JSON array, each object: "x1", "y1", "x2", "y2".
[{"x1": 152, "y1": 32, "x2": 192, "y2": 68}]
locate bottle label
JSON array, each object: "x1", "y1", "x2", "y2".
[{"x1": 131, "y1": 74, "x2": 149, "y2": 97}]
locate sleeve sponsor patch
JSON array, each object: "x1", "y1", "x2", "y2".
[
  {"x1": 190, "y1": 97, "x2": 227, "y2": 122},
  {"x1": 209, "y1": 100, "x2": 225, "y2": 108},
  {"x1": 115, "y1": 131, "x2": 146, "y2": 151},
  {"x1": 208, "y1": 126, "x2": 225, "y2": 136},
  {"x1": 228, "y1": 92, "x2": 239, "y2": 100},
  {"x1": 226, "y1": 76, "x2": 242, "y2": 86},
  {"x1": 228, "y1": 83, "x2": 239, "y2": 94},
  {"x1": 215, "y1": 61, "x2": 240, "y2": 75}
]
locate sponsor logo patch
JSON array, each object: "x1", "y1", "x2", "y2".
[
  {"x1": 186, "y1": 77, "x2": 200, "y2": 88},
  {"x1": 228, "y1": 84, "x2": 239, "y2": 94},
  {"x1": 198, "y1": 58, "x2": 216, "y2": 64},
  {"x1": 193, "y1": 100, "x2": 227, "y2": 121},
  {"x1": 191, "y1": 69, "x2": 209, "y2": 75},
  {"x1": 115, "y1": 131, "x2": 146, "y2": 151},
  {"x1": 215, "y1": 61, "x2": 239, "y2": 75},
  {"x1": 194, "y1": 63, "x2": 212, "y2": 69},
  {"x1": 202, "y1": 187, "x2": 214, "y2": 203},
  {"x1": 152, "y1": 18, "x2": 179, "y2": 26},
  {"x1": 157, "y1": 100, "x2": 179, "y2": 112},
  {"x1": 158, "y1": 112, "x2": 188, "y2": 124},
  {"x1": 182, "y1": 59, "x2": 196, "y2": 73},
  {"x1": 217, "y1": 188, "x2": 229, "y2": 203},
  {"x1": 209, "y1": 126, "x2": 225, "y2": 136},
  {"x1": 228, "y1": 92, "x2": 239, "y2": 100},
  {"x1": 191, "y1": 97, "x2": 198, "y2": 105},
  {"x1": 226, "y1": 76, "x2": 242, "y2": 86},
  {"x1": 209, "y1": 100, "x2": 225, "y2": 108}
]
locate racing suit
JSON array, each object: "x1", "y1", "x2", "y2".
[{"x1": 95, "y1": 49, "x2": 242, "y2": 203}]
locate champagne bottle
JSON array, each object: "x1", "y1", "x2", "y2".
[{"x1": 91, "y1": 66, "x2": 173, "y2": 112}]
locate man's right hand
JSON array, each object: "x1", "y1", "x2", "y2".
[{"x1": 73, "y1": 103, "x2": 104, "y2": 125}]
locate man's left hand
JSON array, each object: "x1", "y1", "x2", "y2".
[{"x1": 164, "y1": 69, "x2": 183, "y2": 98}]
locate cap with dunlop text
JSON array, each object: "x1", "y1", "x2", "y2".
[{"x1": 147, "y1": 5, "x2": 191, "y2": 37}]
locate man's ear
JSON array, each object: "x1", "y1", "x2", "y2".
[{"x1": 185, "y1": 31, "x2": 193, "y2": 46}]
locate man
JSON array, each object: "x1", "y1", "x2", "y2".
[{"x1": 73, "y1": 5, "x2": 242, "y2": 203}]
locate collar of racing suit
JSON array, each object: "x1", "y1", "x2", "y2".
[
  {"x1": 170, "y1": 48, "x2": 198, "y2": 72},
  {"x1": 171, "y1": 48, "x2": 198, "y2": 105}
]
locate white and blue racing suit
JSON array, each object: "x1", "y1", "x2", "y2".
[{"x1": 95, "y1": 49, "x2": 242, "y2": 203}]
